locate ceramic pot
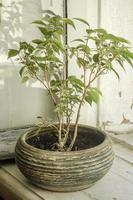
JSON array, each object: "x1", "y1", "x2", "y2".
[{"x1": 15, "y1": 125, "x2": 114, "y2": 192}]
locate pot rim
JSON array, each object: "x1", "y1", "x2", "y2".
[{"x1": 19, "y1": 124, "x2": 111, "y2": 155}]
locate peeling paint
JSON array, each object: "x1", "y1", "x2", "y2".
[
  {"x1": 102, "y1": 121, "x2": 112, "y2": 129},
  {"x1": 118, "y1": 91, "x2": 122, "y2": 97},
  {"x1": 130, "y1": 99, "x2": 133, "y2": 110},
  {"x1": 120, "y1": 114, "x2": 133, "y2": 124}
]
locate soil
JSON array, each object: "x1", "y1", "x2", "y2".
[{"x1": 26, "y1": 126, "x2": 105, "y2": 151}]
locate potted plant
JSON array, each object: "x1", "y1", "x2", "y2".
[{"x1": 8, "y1": 11, "x2": 133, "y2": 192}]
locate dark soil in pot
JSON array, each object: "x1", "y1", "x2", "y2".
[{"x1": 26, "y1": 126, "x2": 105, "y2": 151}]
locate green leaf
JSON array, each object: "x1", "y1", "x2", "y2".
[
  {"x1": 110, "y1": 67, "x2": 120, "y2": 79},
  {"x1": 68, "y1": 75, "x2": 84, "y2": 87},
  {"x1": 52, "y1": 39, "x2": 65, "y2": 52},
  {"x1": 74, "y1": 18, "x2": 90, "y2": 26},
  {"x1": 42, "y1": 10, "x2": 56, "y2": 16},
  {"x1": 103, "y1": 34, "x2": 130, "y2": 44},
  {"x1": 39, "y1": 63, "x2": 47, "y2": 70},
  {"x1": 77, "y1": 57, "x2": 88, "y2": 67},
  {"x1": 53, "y1": 31, "x2": 62, "y2": 40},
  {"x1": 69, "y1": 95, "x2": 80, "y2": 103},
  {"x1": 77, "y1": 44, "x2": 90, "y2": 53},
  {"x1": 19, "y1": 66, "x2": 26, "y2": 77},
  {"x1": 121, "y1": 49, "x2": 133, "y2": 59},
  {"x1": 73, "y1": 79, "x2": 84, "y2": 87},
  {"x1": 86, "y1": 29, "x2": 94, "y2": 34},
  {"x1": 85, "y1": 88, "x2": 101, "y2": 105},
  {"x1": 85, "y1": 95, "x2": 92, "y2": 105},
  {"x1": 8, "y1": 49, "x2": 19, "y2": 58},
  {"x1": 37, "y1": 116, "x2": 43, "y2": 119},
  {"x1": 123, "y1": 55, "x2": 133, "y2": 68},
  {"x1": 93, "y1": 54, "x2": 99, "y2": 62},
  {"x1": 38, "y1": 27, "x2": 48, "y2": 35},
  {"x1": 32, "y1": 39, "x2": 43, "y2": 44},
  {"x1": 71, "y1": 38, "x2": 85, "y2": 43},
  {"x1": 116, "y1": 36, "x2": 130, "y2": 44},
  {"x1": 51, "y1": 57, "x2": 64, "y2": 64},
  {"x1": 19, "y1": 42, "x2": 28, "y2": 50},
  {"x1": 62, "y1": 18, "x2": 76, "y2": 29},
  {"x1": 21, "y1": 76, "x2": 29, "y2": 83},
  {"x1": 116, "y1": 59, "x2": 125, "y2": 71},
  {"x1": 92, "y1": 87, "x2": 102, "y2": 96},
  {"x1": 103, "y1": 34, "x2": 116, "y2": 41},
  {"x1": 34, "y1": 56, "x2": 44, "y2": 61},
  {"x1": 32, "y1": 20, "x2": 46, "y2": 26},
  {"x1": 94, "y1": 28, "x2": 107, "y2": 34},
  {"x1": 28, "y1": 45, "x2": 34, "y2": 53}
]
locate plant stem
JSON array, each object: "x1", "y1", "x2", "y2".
[
  {"x1": 67, "y1": 87, "x2": 87, "y2": 151},
  {"x1": 58, "y1": 119, "x2": 62, "y2": 147},
  {"x1": 63, "y1": 117, "x2": 71, "y2": 146},
  {"x1": 67, "y1": 63, "x2": 105, "y2": 151}
]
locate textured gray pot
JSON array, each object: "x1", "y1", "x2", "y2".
[{"x1": 15, "y1": 125, "x2": 114, "y2": 192}]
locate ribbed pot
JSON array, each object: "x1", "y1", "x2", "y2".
[{"x1": 15, "y1": 125, "x2": 114, "y2": 192}]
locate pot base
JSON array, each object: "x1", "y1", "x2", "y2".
[{"x1": 32, "y1": 182, "x2": 95, "y2": 192}]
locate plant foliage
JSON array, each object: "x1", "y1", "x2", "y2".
[{"x1": 8, "y1": 11, "x2": 133, "y2": 151}]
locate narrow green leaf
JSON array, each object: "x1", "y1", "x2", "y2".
[
  {"x1": 8, "y1": 49, "x2": 19, "y2": 58},
  {"x1": 121, "y1": 49, "x2": 133, "y2": 59},
  {"x1": 117, "y1": 36, "x2": 130, "y2": 44},
  {"x1": 32, "y1": 39, "x2": 43, "y2": 44},
  {"x1": 103, "y1": 34, "x2": 117, "y2": 41},
  {"x1": 123, "y1": 55, "x2": 133, "y2": 68},
  {"x1": 32, "y1": 20, "x2": 46, "y2": 26},
  {"x1": 68, "y1": 75, "x2": 76, "y2": 81},
  {"x1": 116, "y1": 59, "x2": 125, "y2": 71},
  {"x1": 104, "y1": 34, "x2": 130, "y2": 44},
  {"x1": 111, "y1": 67, "x2": 120, "y2": 79},
  {"x1": 19, "y1": 66, "x2": 26, "y2": 77},
  {"x1": 37, "y1": 116, "x2": 42, "y2": 119},
  {"x1": 77, "y1": 57, "x2": 87, "y2": 67},
  {"x1": 34, "y1": 57, "x2": 44, "y2": 61},
  {"x1": 42, "y1": 10, "x2": 56, "y2": 16},
  {"x1": 74, "y1": 18, "x2": 90, "y2": 27},
  {"x1": 62, "y1": 18, "x2": 76, "y2": 29},
  {"x1": 77, "y1": 44, "x2": 90, "y2": 53},
  {"x1": 86, "y1": 29, "x2": 94, "y2": 34},
  {"x1": 71, "y1": 38, "x2": 85, "y2": 43},
  {"x1": 94, "y1": 28, "x2": 107, "y2": 34}
]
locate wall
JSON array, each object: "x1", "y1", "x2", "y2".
[
  {"x1": 99, "y1": 0, "x2": 133, "y2": 132},
  {"x1": 67, "y1": 0, "x2": 133, "y2": 132},
  {"x1": 67, "y1": 0, "x2": 98, "y2": 126},
  {"x1": 0, "y1": 0, "x2": 62, "y2": 129},
  {"x1": 0, "y1": 0, "x2": 133, "y2": 132}
]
